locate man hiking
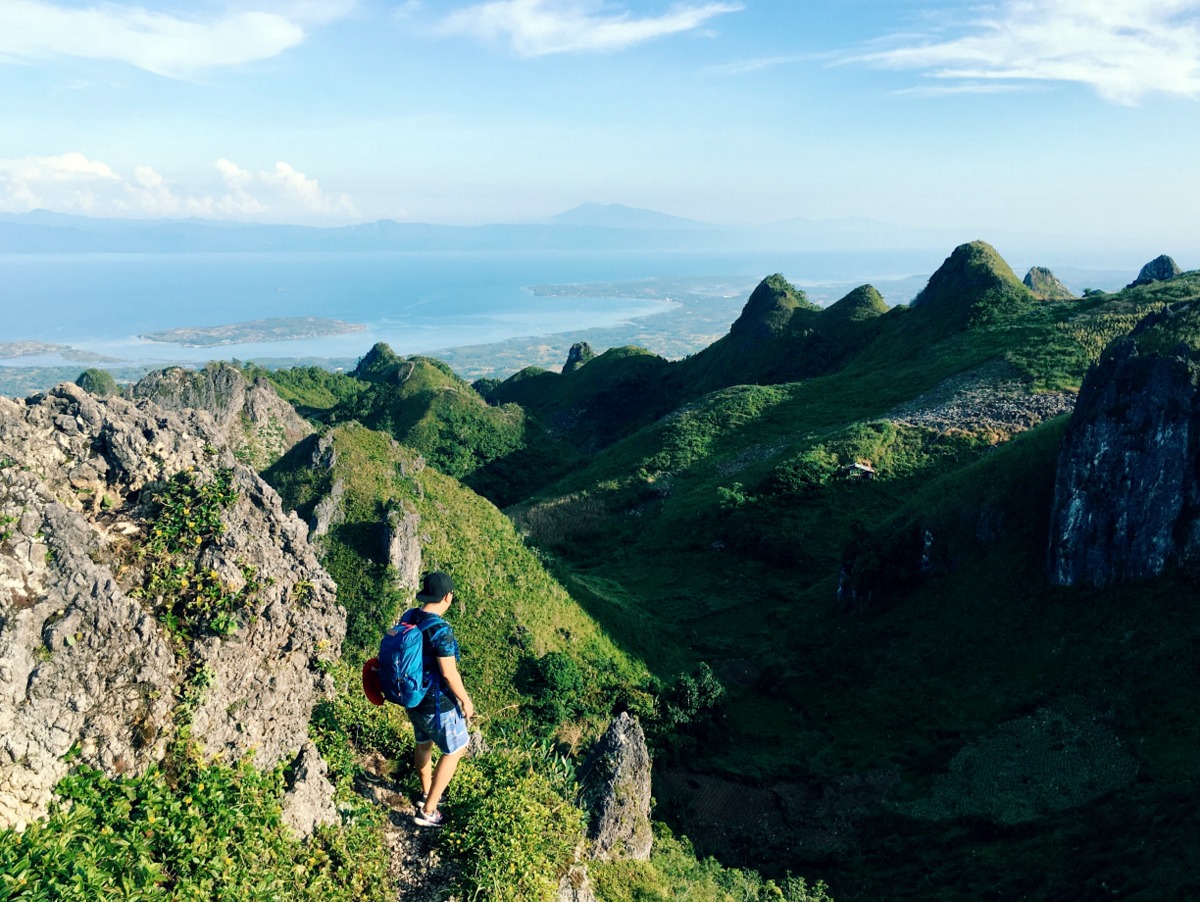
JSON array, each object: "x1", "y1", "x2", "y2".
[{"x1": 387, "y1": 571, "x2": 475, "y2": 828}]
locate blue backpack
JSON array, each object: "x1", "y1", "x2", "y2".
[{"x1": 378, "y1": 610, "x2": 447, "y2": 707}]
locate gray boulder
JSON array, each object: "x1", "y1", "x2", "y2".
[
  {"x1": 578, "y1": 712, "x2": 653, "y2": 861},
  {"x1": 556, "y1": 864, "x2": 597, "y2": 902},
  {"x1": 281, "y1": 740, "x2": 340, "y2": 837},
  {"x1": 1127, "y1": 254, "x2": 1182, "y2": 289}
]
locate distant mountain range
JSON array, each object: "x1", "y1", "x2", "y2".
[{"x1": 0, "y1": 204, "x2": 965, "y2": 255}]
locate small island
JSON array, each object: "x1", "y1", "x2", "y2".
[
  {"x1": 0, "y1": 340, "x2": 122, "y2": 363},
  {"x1": 139, "y1": 316, "x2": 367, "y2": 348}
]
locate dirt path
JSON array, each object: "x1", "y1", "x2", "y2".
[{"x1": 355, "y1": 762, "x2": 458, "y2": 901}]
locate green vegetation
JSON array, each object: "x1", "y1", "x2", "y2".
[
  {"x1": 260, "y1": 344, "x2": 579, "y2": 506},
  {"x1": 266, "y1": 423, "x2": 645, "y2": 706},
  {"x1": 129, "y1": 469, "x2": 254, "y2": 640},
  {"x1": 74, "y1": 368, "x2": 119, "y2": 397},
  {"x1": 592, "y1": 825, "x2": 832, "y2": 902},
  {"x1": 442, "y1": 747, "x2": 585, "y2": 902},
  {"x1": 0, "y1": 759, "x2": 390, "y2": 902},
  {"x1": 19, "y1": 244, "x2": 1200, "y2": 900},
  {"x1": 910, "y1": 240, "x2": 1035, "y2": 328}
]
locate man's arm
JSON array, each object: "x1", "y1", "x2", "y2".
[{"x1": 436, "y1": 655, "x2": 475, "y2": 719}]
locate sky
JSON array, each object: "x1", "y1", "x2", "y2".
[{"x1": 2, "y1": 0, "x2": 1199, "y2": 261}]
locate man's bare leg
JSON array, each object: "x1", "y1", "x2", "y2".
[
  {"x1": 413, "y1": 741, "x2": 434, "y2": 798},
  {"x1": 423, "y1": 746, "x2": 466, "y2": 815}
]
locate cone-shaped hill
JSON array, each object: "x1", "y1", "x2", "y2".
[
  {"x1": 822, "y1": 283, "x2": 890, "y2": 326},
  {"x1": 681, "y1": 277, "x2": 891, "y2": 394},
  {"x1": 728, "y1": 272, "x2": 821, "y2": 340},
  {"x1": 482, "y1": 344, "x2": 678, "y2": 454},
  {"x1": 279, "y1": 342, "x2": 579, "y2": 505},
  {"x1": 912, "y1": 240, "x2": 1035, "y2": 330}
]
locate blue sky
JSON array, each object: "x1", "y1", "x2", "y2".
[{"x1": 2, "y1": 1, "x2": 1199, "y2": 259}]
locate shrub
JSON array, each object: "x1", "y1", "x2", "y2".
[
  {"x1": 441, "y1": 748, "x2": 585, "y2": 902},
  {"x1": 75, "y1": 368, "x2": 119, "y2": 397},
  {"x1": 591, "y1": 823, "x2": 833, "y2": 901},
  {"x1": 130, "y1": 468, "x2": 256, "y2": 640},
  {"x1": 0, "y1": 760, "x2": 392, "y2": 902}
]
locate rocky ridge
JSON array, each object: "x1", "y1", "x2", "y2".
[
  {"x1": 0, "y1": 383, "x2": 343, "y2": 830},
  {"x1": 1023, "y1": 266, "x2": 1074, "y2": 300},
  {"x1": 129, "y1": 361, "x2": 314, "y2": 469},
  {"x1": 1126, "y1": 254, "x2": 1182, "y2": 289}
]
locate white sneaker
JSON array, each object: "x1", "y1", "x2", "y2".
[{"x1": 414, "y1": 808, "x2": 444, "y2": 828}]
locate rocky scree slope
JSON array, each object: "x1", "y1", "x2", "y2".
[{"x1": 0, "y1": 382, "x2": 343, "y2": 831}]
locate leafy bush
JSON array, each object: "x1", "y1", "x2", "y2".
[
  {"x1": 441, "y1": 748, "x2": 585, "y2": 902},
  {"x1": 75, "y1": 368, "x2": 119, "y2": 397},
  {"x1": 0, "y1": 760, "x2": 392, "y2": 902},
  {"x1": 591, "y1": 824, "x2": 833, "y2": 902},
  {"x1": 130, "y1": 468, "x2": 257, "y2": 640},
  {"x1": 309, "y1": 660, "x2": 414, "y2": 792}
]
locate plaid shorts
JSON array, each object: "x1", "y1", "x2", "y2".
[{"x1": 406, "y1": 702, "x2": 469, "y2": 755}]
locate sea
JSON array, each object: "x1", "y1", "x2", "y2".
[{"x1": 0, "y1": 248, "x2": 946, "y2": 370}]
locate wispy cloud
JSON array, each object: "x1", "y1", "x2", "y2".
[
  {"x1": 438, "y1": 0, "x2": 743, "y2": 57},
  {"x1": 706, "y1": 52, "x2": 834, "y2": 76},
  {"x1": 0, "y1": 1, "x2": 353, "y2": 78},
  {"x1": 0, "y1": 153, "x2": 359, "y2": 222},
  {"x1": 856, "y1": 0, "x2": 1200, "y2": 104}
]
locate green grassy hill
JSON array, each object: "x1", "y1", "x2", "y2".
[
  {"x1": 488, "y1": 250, "x2": 1200, "y2": 899},
  {"x1": 259, "y1": 343, "x2": 579, "y2": 506},
  {"x1": 252, "y1": 244, "x2": 1200, "y2": 900}
]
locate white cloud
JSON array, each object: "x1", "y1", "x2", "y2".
[
  {"x1": 0, "y1": 1, "x2": 352, "y2": 78},
  {"x1": 438, "y1": 0, "x2": 743, "y2": 57},
  {"x1": 0, "y1": 152, "x2": 119, "y2": 212},
  {"x1": 119, "y1": 164, "x2": 183, "y2": 215},
  {"x1": 857, "y1": 0, "x2": 1200, "y2": 104},
  {"x1": 260, "y1": 161, "x2": 359, "y2": 216},
  {"x1": 706, "y1": 53, "x2": 833, "y2": 76},
  {"x1": 0, "y1": 153, "x2": 360, "y2": 222},
  {"x1": 0, "y1": 152, "x2": 118, "y2": 184}
]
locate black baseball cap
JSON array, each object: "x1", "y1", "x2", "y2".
[{"x1": 417, "y1": 571, "x2": 455, "y2": 603}]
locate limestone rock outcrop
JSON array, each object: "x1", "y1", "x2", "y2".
[
  {"x1": 1049, "y1": 312, "x2": 1200, "y2": 587},
  {"x1": 563, "y1": 342, "x2": 595, "y2": 374},
  {"x1": 385, "y1": 505, "x2": 422, "y2": 594},
  {"x1": 0, "y1": 384, "x2": 344, "y2": 830},
  {"x1": 1023, "y1": 266, "x2": 1074, "y2": 300},
  {"x1": 578, "y1": 712, "x2": 652, "y2": 861},
  {"x1": 1126, "y1": 254, "x2": 1182, "y2": 289},
  {"x1": 130, "y1": 362, "x2": 313, "y2": 469},
  {"x1": 281, "y1": 740, "x2": 340, "y2": 838}
]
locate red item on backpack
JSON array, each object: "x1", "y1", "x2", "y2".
[{"x1": 362, "y1": 657, "x2": 385, "y2": 706}]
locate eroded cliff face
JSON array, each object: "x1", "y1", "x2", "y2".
[
  {"x1": 1048, "y1": 336, "x2": 1200, "y2": 587},
  {"x1": 0, "y1": 383, "x2": 343, "y2": 830},
  {"x1": 129, "y1": 362, "x2": 313, "y2": 470}
]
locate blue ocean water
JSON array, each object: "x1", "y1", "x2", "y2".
[{"x1": 0, "y1": 248, "x2": 943, "y2": 367}]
